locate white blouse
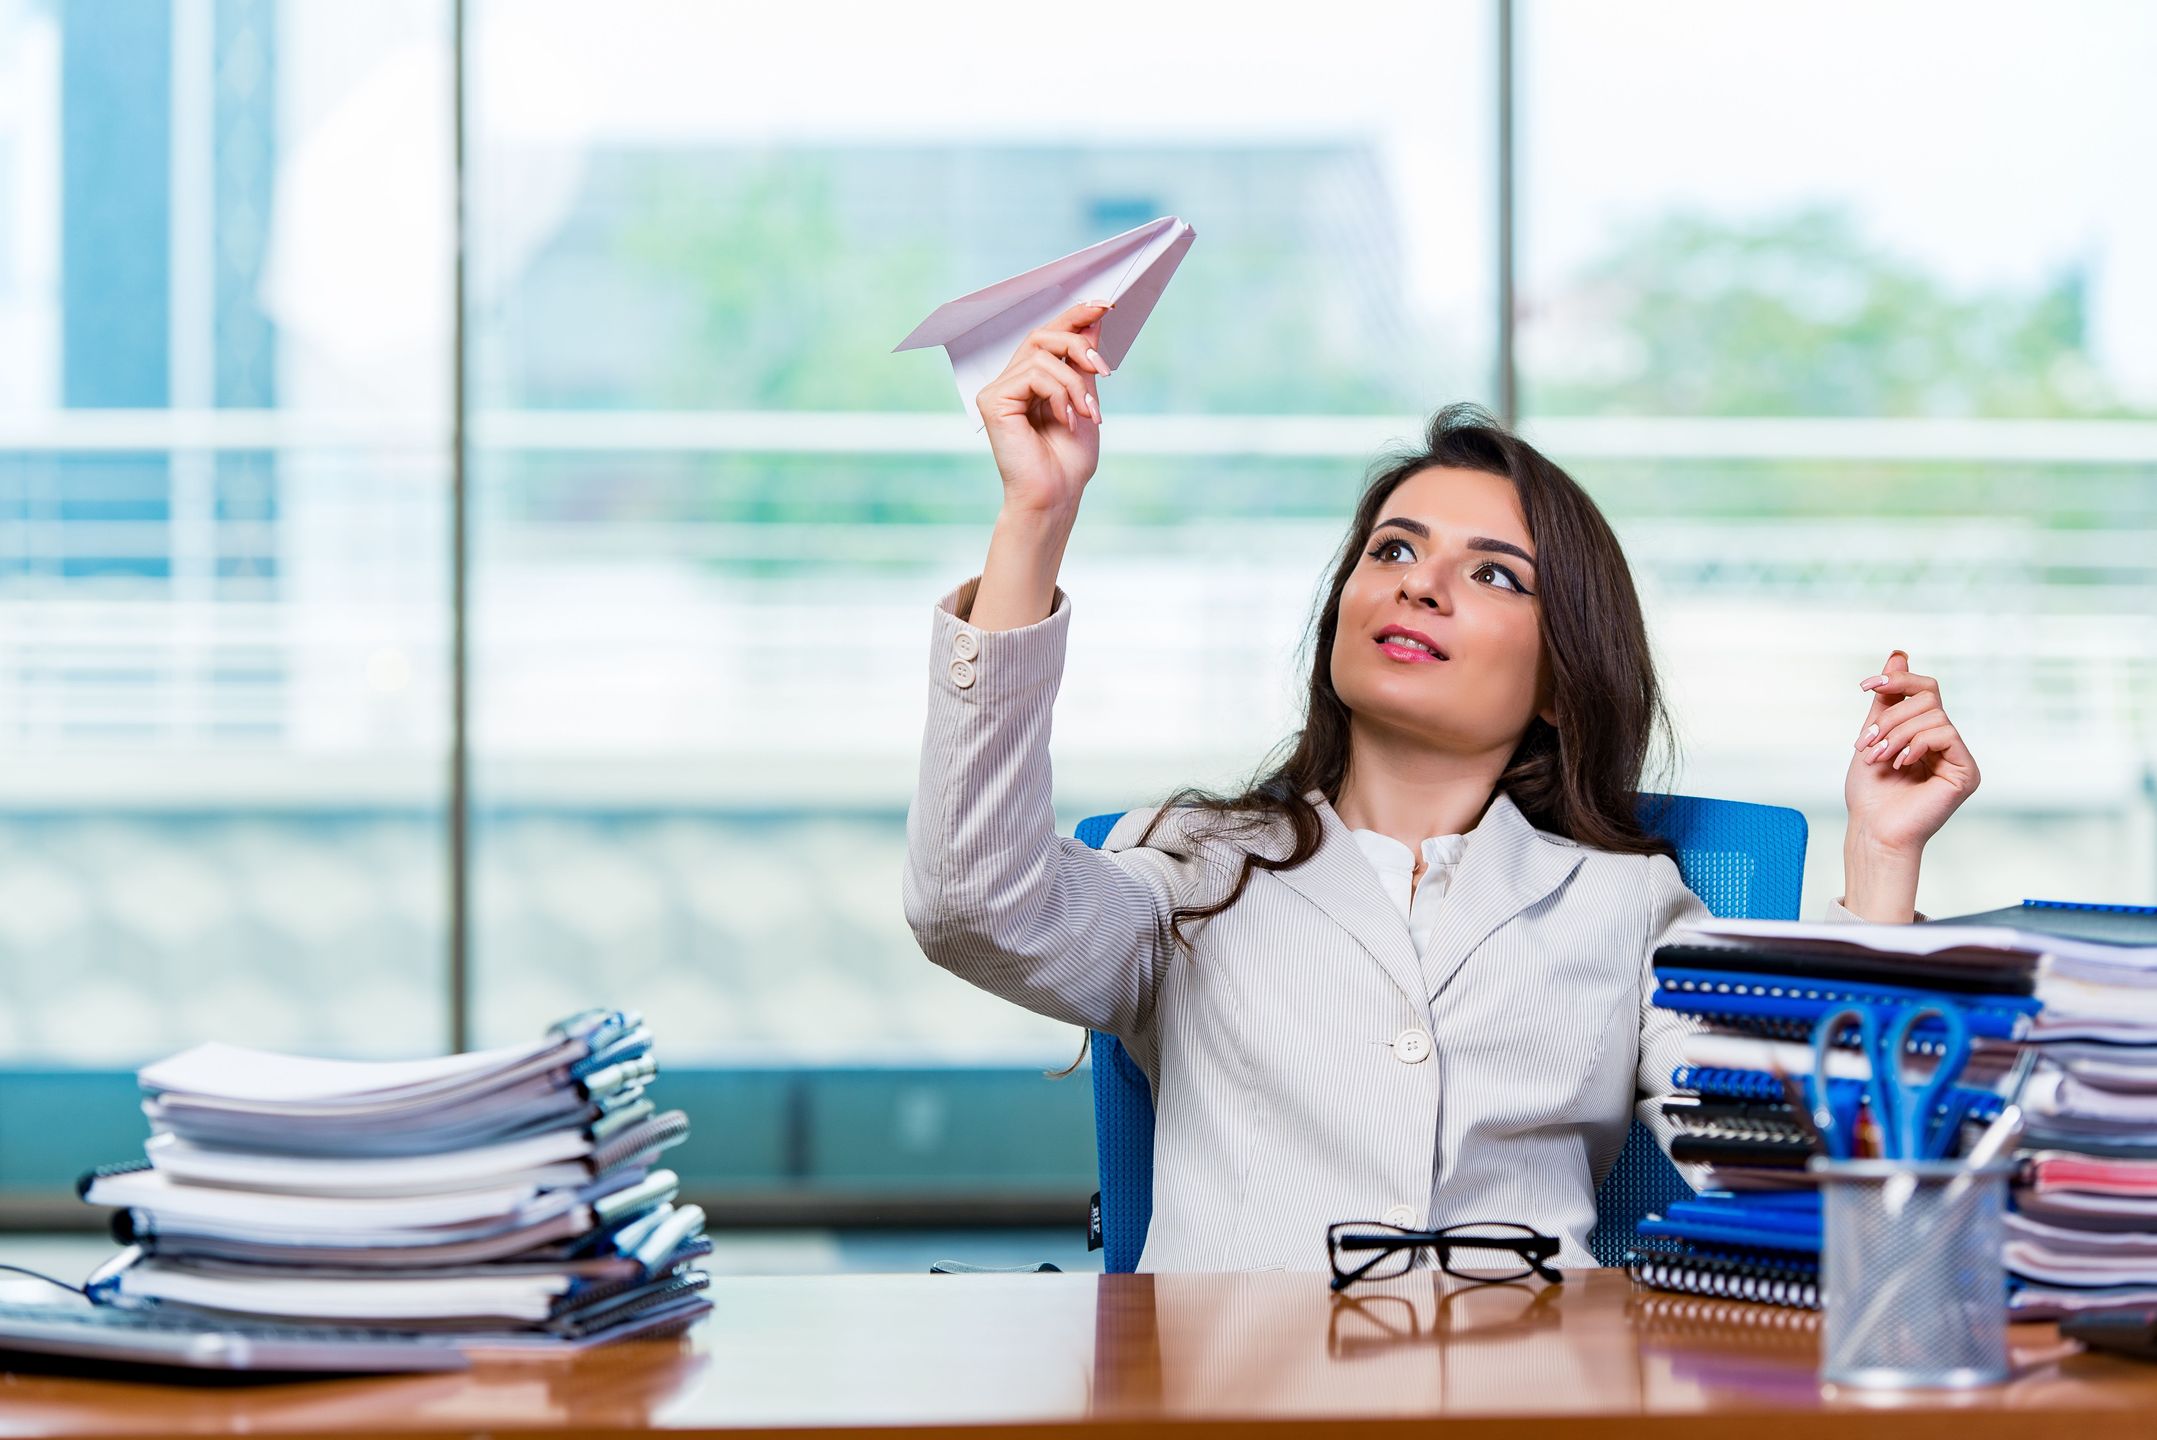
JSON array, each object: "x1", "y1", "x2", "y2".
[
  {"x1": 1353, "y1": 828, "x2": 1906, "y2": 950},
  {"x1": 1349, "y1": 828, "x2": 1470, "y2": 961}
]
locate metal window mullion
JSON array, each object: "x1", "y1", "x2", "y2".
[
  {"x1": 448, "y1": 0, "x2": 471, "y2": 1054},
  {"x1": 1496, "y1": 0, "x2": 1518, "y2": 426}
]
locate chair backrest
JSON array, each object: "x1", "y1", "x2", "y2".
[{"x1": 1076, "y1": 793, "x2": 1807, "y2": 1273}]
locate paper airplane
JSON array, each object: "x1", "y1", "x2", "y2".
[{"x1": 895, "y1": 216, "x2": 1197, "y2": 415}]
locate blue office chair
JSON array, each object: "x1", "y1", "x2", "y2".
[{"x1": 1074, "y1": 793, "x2": 1808, "y2": 1273}]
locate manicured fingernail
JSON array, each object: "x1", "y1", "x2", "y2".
[
  {"x1": 1086, "y1": 348, "x2": 1109, "y2": 374},
  {"x1": 1085, "y1": 393, "x2": 1101, "y2": 422},
  {"x1": 1859, "y1": 677, "x2": 1885, "y2": 690},
  {"x1": 1083, "y1": 299, "x2": 1113, "y2": 309},
  {"x1": 1860, "y1": 724, "x2": 1880, "y2": 745},
  {"x1": 1870, "y1": 741, "x2": 1892, "y2": 762},
  {"x1": 1894, "y1": 746, "x2": 1911, "y2": 768},
  {"x1": 1065, "y1": 404, "x2": 1075, "y2": 428}
]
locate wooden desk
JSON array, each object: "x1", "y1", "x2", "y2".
[{"x1": 3, "y1": 1271, "x2": 2155, "y2": 1439}]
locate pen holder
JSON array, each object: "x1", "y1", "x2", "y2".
[{"x1": 1808, "y1": 1157, "x2": 2015, "y2": 1390}]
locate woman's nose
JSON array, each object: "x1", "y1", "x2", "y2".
[{"x1": 1400, "y1": 564, "x2": 1451, "y2": 611}]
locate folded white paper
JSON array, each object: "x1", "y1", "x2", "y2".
[
  {"x1": 895, "y1": 215, "x2": 1196, "y2": 415},
  {"x1": 143, "y1": 1126, "x2": 600, "y2": 1196},
  {"x1": 139, "y1": 1035, "x2": 580, "y2": 1109},
  {"x1": 84, "y1": 1167, "x2": 563, "y2": 1232}
]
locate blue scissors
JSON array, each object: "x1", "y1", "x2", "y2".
[{"x1": 1808, "y1": 1002, "x2": 1973, "y2": 1161}]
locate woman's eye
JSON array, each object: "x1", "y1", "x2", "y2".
[
  {"x1": 1474, "y1": 561, "x2": 1524, "y2": 593},
  {"x1": 1368, "y1": 542, "x2": 1532, "y2": 595}
]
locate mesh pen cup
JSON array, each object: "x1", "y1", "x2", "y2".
[{"x1": 1809, "y1": 1157, "x2": 2015, "y2": 1390}]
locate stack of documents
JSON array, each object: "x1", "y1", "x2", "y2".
[
  {"x1": 1959, "y1": 901, "x2": 2157, "y2": 1317},
  {"x1": 76, "y1": 1010, "x2": 710, "y2": 1352},
  {"x1": 1647, "y1": 923, "x2": 2033, "y2": 1188},
  {"x1": 1632, "y1": 902, "x2": 2157, "y2": 1317}
]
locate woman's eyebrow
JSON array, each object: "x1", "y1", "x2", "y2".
[
  {"x1": 1470, "y1": 537, "x2": 1537, "y2": 569},
  {"x1": 1372, "y1": 517, "x2": 1537, "y2": 569}
]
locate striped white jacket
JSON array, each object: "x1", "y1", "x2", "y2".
[{"x1": 903, "y1": 576, "x2": 1853, "y2": 1271}]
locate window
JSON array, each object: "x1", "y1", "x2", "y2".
[
  {"x1": 0, "y1": 0, "x2": 453, "y2": 1087},
  {"x1": 464, "y1": 1, "x2": 1499, "y2": 1076},
  {"x1": 1518, "y1": 0, "x2": 2157, "y2": 913},
  {"x1": 3, "y1": 0, "x2": 2150, "y2": 1214}
]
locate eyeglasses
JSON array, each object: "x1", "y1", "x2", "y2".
[{"x1": 1326, "y1": 1220, "x2": 1564, "y2": 1292}]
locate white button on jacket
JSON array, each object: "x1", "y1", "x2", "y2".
[
  {"x1": 953, "y1": 629, "x2": 980, "y2": 661},
  {"x1": 948, "y1": 658, "x2": 977, "y2": 689},
  {"x1": 1382, "y1": 1205, "x2": 1419, "y2": 1229},
  {"x1": 903, "y1": 575, "x2": 1879, "y2": 1273}
]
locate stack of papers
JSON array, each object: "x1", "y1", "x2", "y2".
[
  {"x1": 76, "y1": 1010, "x2": 710, "y2": 1353},
  {"x1": 1639, "y1": 904, "x2": 2157, "y2": 1318},
  {"x1": 1647, "y1": 926, "x2": 2033, "y2": 1194}
]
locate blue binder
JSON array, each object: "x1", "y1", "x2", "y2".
[
  {"x1": 1933, "y1": 898, "x2": 2157, "y2": 948},
  {"x1": 1653, "y1": 967, "x2": 2039, "y2": 1040}
]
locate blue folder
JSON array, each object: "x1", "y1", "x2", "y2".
[
  {"x1": 1637, "y1": 1192, "x2": 1824, "y2": 1254},
  {"x1": 1669, "y1": 1065, "x2": 2005, "y2": 1123},
  {"x1": 1653, "y1": 967, "x2": 2039, "y2": 1040}
]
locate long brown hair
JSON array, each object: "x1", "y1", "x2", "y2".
[{"x1": 1135, "y1": 402, "x2": 1677, "y2": 950}]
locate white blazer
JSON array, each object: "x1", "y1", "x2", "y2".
[{"x1": 903, "y1": 576, "x2": 1849, "y2": 1271}]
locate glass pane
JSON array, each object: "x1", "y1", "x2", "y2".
[
  {"x1": 1519, "y1": 0, "x2": 2157, "y2": 909},
  {"x1": 467, "y1": 0, "x2": 1499, "y2": 1063},
  {"x1": 1518, "y1": 0, "x2": 2157, "y2": 421},
  {"x1": 0, "y1": 0, "x2": 453, "y2": 1064}
]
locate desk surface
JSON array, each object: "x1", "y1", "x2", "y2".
[{"x1": 2, "y1": 1271, "x2": 2154, "y2": 1440}]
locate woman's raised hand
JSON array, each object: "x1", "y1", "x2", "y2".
[
  {"x1": 1843, "y1": 649, "x2": 1981, "y2": 855},
  {"x1": 976, "y1": 301, "x2": 1113, "y2": 518}
]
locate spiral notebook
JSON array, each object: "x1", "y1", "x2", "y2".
[
  {"x1": 1652, "y1": 941, "x2": 2035, "y2": 997},
  {"x1": 1626, "y1": 1250, "x2": 1820, "y2": 1309},
  {"x1": 1634, "y1": 1196, "x2": 1822, "y2": 1255},
  {"x1": 1669, "y1": 1062, "x2": 2005, "y2": 1121},
  {"x1": 1934, "y1": 899, "x2": 2157, "y2": 949},
  {"x1": 1653, "y1": 966, "x2": 2039, "y2": 1040}
]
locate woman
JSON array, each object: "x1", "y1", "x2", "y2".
[{"x1": 901, "y1": 301, "x2": 1981, "y2": 1270}]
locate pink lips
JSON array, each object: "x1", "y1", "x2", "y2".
[{"x1": 1374, "y1": 626, "x2": 1447, "y2": 664}]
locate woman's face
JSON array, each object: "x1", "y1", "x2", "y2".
[{"x1": 1328, "y1": 465, "x2": 1553, "y2": 755}]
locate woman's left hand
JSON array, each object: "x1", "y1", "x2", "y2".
[{"x1": 1842, "y1": 650, "x2": 1981, "y2": 855}]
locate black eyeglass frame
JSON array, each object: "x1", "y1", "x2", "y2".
[{"x1": 1325, "y1": 1220, "x2": 1565, "y2": 1292}]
